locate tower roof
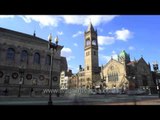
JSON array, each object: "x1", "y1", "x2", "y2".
[
  {"x1": 119, "y1": 50, "x2": 128, "y2": 58},
  {"x1": 87, "y1": 22, "x2": 95, "y2": 32}
]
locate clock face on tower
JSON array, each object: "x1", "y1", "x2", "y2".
[{"x1": 92, "y1": 40, "x2": 96, "y2": 45}]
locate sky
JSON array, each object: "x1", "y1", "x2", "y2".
[{"x1": 0, "y1": 15, "x2": 160, "y2": 73}]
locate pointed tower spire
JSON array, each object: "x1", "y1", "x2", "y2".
[{"x1": 87, "y1": 21, "x2": 95, "y2": 32}]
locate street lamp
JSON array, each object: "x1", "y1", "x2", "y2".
[
  {"x1": 152, "y1": 61, "x2": 160, "y2": 98},
  {"x1": 48, "y1": 33, "x2": 58, "y2": 105},
  {"x1": 18, "y1": 66, "x2": 24, "y2": 97}
]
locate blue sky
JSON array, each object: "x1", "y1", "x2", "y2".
[{"x1": 0, "y1": 15, "x2": 160, "y2": 73}]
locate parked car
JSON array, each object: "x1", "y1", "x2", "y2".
[{"x1": 127, "y1": 89, "x2": 147, "y2": 95}]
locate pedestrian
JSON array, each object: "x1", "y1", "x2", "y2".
[
  {"x1": 30, "y1": 88, "x2": 33, "y2": 97},
  {"x1": 4, "y1": 88, "x2": 8, "y2": 96}
]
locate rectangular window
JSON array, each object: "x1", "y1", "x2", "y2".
[
  {"x1": 87, "y1": 66, "x2": 89, "y2": 70},
  {"x1": 93, "y1": 51, "x2": 96, "y2": 55}
]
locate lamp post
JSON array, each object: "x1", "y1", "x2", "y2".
[
  {"x1": 18, "y1": 66, "x2": 24, "y2": 97},
  {"x1": 48, "y1": 33, "x2": 58, "y2": 105},
  {"x1": 152, "y1": 61, "x2": 160, "y2": 98}
]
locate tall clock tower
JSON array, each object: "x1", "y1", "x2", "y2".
[{"x1": 84, "y1": 22, "x2": 100, "y2": 88}]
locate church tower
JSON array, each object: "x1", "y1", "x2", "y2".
[
  {"x1": 84, "y1": 22, "x2": 100, "y2": 88},
  {"x1": 118, "y1": 50, "x2": 130, "y2": 65}
]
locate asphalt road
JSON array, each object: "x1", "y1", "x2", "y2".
[{"x1": 0, "y1": 94, "x2": 160, "y2": 105}]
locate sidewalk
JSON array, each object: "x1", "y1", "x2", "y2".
[{"x1": 104, "y1": 98, "x2": 160, "y2": 105}]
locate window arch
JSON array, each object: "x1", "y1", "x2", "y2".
[
  {"x1": 7, "y1": 48, "x2": 15, "y2": 61},
  {"x1": 34, "y1": 52, "x2": 40, "y2": 64},
  {"x1": 45, "y1": 55, "x2": 51, "y2": 65},
  {"x1": 108, "y1": 72, "x2": 119, "y2": 82},
  {"x1": 86, "y1": 39, "x2": 90, "y2": 46},
  {"x1": 20, "y1": 50, "x2": 28, "y2": 63}
]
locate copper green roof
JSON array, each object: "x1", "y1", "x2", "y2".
[{"x1": 119, "y1": 50, "x2": 128, "y2": 57}]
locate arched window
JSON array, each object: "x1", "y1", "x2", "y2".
[
  {"x1": 108, "y1": 72, "x2": 119, "y2": 82},
  {"x1": 7, "y1": 48, "x2": 15, "y2": 61},
  {"x1": 86, "y1": 39, "x2": 90, "y2": 46},
  {"x1": 45, "y1": 55, "x2": 51, "y2": 65},
  {"x1": 34, "y1": 52, "x2": 40, "y2": 64},
  {"x1": 20, "y1": 50, "x2": 28, "y2": 63}
]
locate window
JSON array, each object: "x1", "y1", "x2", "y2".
[
  {"x1": 87, "y1": 66, "x2": 89, "y2": 70},
  {"x1": 34, "y1": 52, "x2": 40, "y2": 64},
  {"x1": 93, "y1": 51, "x2": 96, "y2": 55},
  {"x1": 142, "y1": 75, "x2": 148, "y2": 86},
  {"x1": 4, "y1": 75, "x2": 10, "y2": 84},
  {"x1": 45, "y1": 55, "x2": 51, "y2": 65},
  {"x1": 86, "y1": 40, "x2": 90, "y2": 46},
  {"x1": 7, "y1": 48, "x2": 15, "y2": 61},
  {"x1": 108, "y1": 72, "x2": 119, "y2": 82},
  {"x1": 92, "y1": 40, "x2": 96, "y2": 45},
  {"x1": 20, "y1": 50, "x2": 28, "y2": 63},
  {"x1": 86, "y1": 51, "x2": 90, "y2": 56}
]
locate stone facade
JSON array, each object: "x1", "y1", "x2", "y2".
[
  {"x1": 101, "y1": 50, "x2": 155, "y2": 92},
  {"x1": 0, "y1": 27, "x2": 67, "y2": 95}
]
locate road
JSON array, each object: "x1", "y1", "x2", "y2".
[{"x1": 0, "y1": 94, "x2": 160, "y2": 105}]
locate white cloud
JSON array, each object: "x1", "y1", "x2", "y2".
[
  {"x1": 62, "y1": 15, "x2": 118, "y2": 26},
  {"x1": 67, "y1": 56, "x2": 75, "y2": 61},
  {"x1": 68, "y1": 65, "x2": 79, "y2": 73},
  {"x1": 98, "y1": 36, "x2": 115, "y2": 45},
  {"x1": 108, "y1": 32, "x2": 113, "y2": 35},
  {"x1": 61, "y1": 47, "x2": 72, "y2": 56},
  {"x1": 97, "y1": 28, "x2": 133, "y2": 46},
  {"x1": 72, "y1": 31, "x2": 83, "y2": 38},
  {"x1": 19, "y1": 15, "x2": 62, "y2": 27},
  {"x1": 57, "y1": 31, "x2": 63, "y2": 35},
  {"x1": 115, "y1": 28, "x2": 133, "y2": 41},
  {"x1": 99, "y1": 46, "x2": 105, "y2": 51},
  {"x1": 0, "y1": 15, "x2": 15, "y2": 18},
  {"x1": 97, "y1": 28, "x2": 103, "y2": 32},
  {"x1": 100, "y1": 54, "x2": 111, "y2": 62},
  {"x1": 18, "y1": 15, "x2": 117, "y2": 28},
  {"x1": 128, "y1": 46, "x2": 135, "y2": 50},
  {"x1": 100, "y1": 51, "x2": 118, "y2": 62},
  {"x1": 61, "y1": 47, "x2": 75, "y2": 61},
  {"x1": 112, "y1": 50, "x2": 116, "y2": 54},
  {"x1": 73, "y1": 43, "x2": 78, "y2": 47}
]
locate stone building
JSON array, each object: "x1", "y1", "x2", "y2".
[
  {"x1": 101, "y1": 50, "x2": 155, "y2": 92},
  {"x1": 76, "y1": 22, "x2": 155, "y2": 92},
  {"x1": 60, "y1": 70, "x2": 73, "y2": 90},
  {"x1": 0, "y1": 27, "x2": 67, "y2": 96},
  {"x1": 77, "y1": 22, "x2": 101, "y2": 89}
]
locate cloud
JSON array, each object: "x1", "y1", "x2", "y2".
[
  {"x1": 97, "y1": 27, "x2": 103, "y2": 32},
  {"x1": 100, "y1": 54, "x2": 111, "y2": 62},
  {"x1": 62, "y1": 15, "x2": 118, "y2": 26},
  {"x1": 115, "y1": 28, "x2": 133, "y2": 41},
  {"x1": 67, "y1": 56, "x2": 75, "y2": 61},
  {"x1": 98, "y1": 36, "x2": 115, "y2": 45},
  {"x1": 99, "y1": 46, "x2": 105, "y2": 51},
  {"x1": 97, "y1": 28, "x2": 133, "y2": 46},
  {"x1": 112, "y1": 50, "x2": 116, "y2": 54},
  {"x1": 128, "y1": 46, "x2": 135, "y2": 50},
  {"x1": 57, "y1": 31, "x2": 63, "y2": 35},
  {"x1": 19, "y1": 15, "x2": 62, "y2": 27},
  {"x1": 72, "y1": 31, "x2": 83, "y2": 38},
  {"x1": 18, "y1": 15, "x2": 118, "y2": 28},
  {"x1": 68, "y1": 65, "x2": 79, "y2": 73},
  {"x1": 100, "y1": 51, "x2": 118, "y2": 62},
  {"x1": 0, "y1": 15, "x2": 15, "y2": 18},
  {"x1": 61, "y1": 47, "x2": 75, "y2": 61},
  {"x1": 73, "y1": 43, "x2": 78, "y2": 47}
]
